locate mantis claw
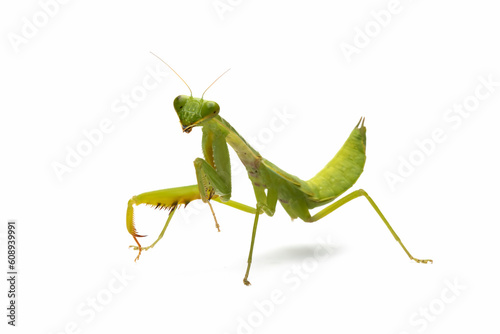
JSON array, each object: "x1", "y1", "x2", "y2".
[
  {"x1": 130, "y1": 244, "x2": 155, "y2": 263},
  {"x1": 412, "y1": 258, "x2": 433, "y2": 264},
  {"x1": 129, "y1": 245, "x2": 154, "y2": 251}
]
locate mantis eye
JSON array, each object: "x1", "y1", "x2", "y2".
[
  {"x1": 201, "y1": 100, "x2": 220, "y2": 117},
  {"x1": 206, "y1": 102, "x2": 215, "y2": 111},
  {"x1": 173, "y1": 95, "x2": 189, "y2": 113}
]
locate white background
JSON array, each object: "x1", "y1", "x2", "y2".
[{"x1": 1, "y1": 1, "x2": 499, "y2": 333}]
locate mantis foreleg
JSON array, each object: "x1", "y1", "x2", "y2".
[
  {"x1": 196, "y1": 126, "x2": 232, "y2": 202},
  {"x1": 306, "y1": 189, "x2": 433, "y2": 264},
  {"x1": 127, "y1": 185, "x2": 257, "y2": 261},
  {"x1": 193, "y1": 127, "x2": 233, "y2": 231},
  {"x1": 194, "y1": 158, "x2": 231, "y2": 202},
  {"x1": 129, "y1": 205, "x2": 177, "y2": 258}
]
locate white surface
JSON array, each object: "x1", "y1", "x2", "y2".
[{"x1": 1, "y1": 1, "x2": 499, "y2": 333}]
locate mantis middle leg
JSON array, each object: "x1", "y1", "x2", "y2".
[{"x1": 243, "y1": 187, "x2": 278, "y2": 286}]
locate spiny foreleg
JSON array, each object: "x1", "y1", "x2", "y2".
[
  {"x1": 127, "y1": 185, "x2": 200, "y2": 261},
  {"x1": 126, "y1": 185, "x2": 257, "y2": 261}
]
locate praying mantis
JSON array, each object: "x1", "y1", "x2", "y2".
[{"x1": 126, "y1": 53, "x2": 433, "y2": 285}]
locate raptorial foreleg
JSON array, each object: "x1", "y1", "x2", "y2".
[{"x1": 127, "y1": 185, "x2": 256, "y2": 261}]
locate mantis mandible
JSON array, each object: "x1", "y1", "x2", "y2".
[{"x1": 127, "y1": 53, "x2": 433, "y2": 285}]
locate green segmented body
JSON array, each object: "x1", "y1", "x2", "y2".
[
  {"x1": 207, "y1": 115, "x2": 366, "y2": 221},
  {"x1": 306, "y1": 122, "x2": 366, "y2": 203}
]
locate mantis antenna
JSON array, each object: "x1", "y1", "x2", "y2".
[
  {"x1": 201, "y1": 68, "x2": 231, "y2": 99},
  {"x1": 150, "y1": 51, "x2": 193, "y2": 97}
]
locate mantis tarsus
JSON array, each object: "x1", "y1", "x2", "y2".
[{"x1": 127, "y1": 53, "x2": 433, "y2": 285}]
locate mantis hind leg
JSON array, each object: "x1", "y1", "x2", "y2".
[{"x1": 306, "y1": 189, "x2": 432, "y2": 264}]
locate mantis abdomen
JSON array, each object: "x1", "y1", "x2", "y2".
[{"x1": 306, "y1": 118, "x2": 366, "y2": 204}]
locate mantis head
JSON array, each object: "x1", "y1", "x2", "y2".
[
  {"x1": 173, "y1": 95, "x2": 220, "y2": 133},
  {"x1": 150, "y1": 52, "x2": 229, "y2": 134}
]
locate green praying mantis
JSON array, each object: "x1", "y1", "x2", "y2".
[{"x1": 126, "y1": 53, "x2": 433, "y2": 285}]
